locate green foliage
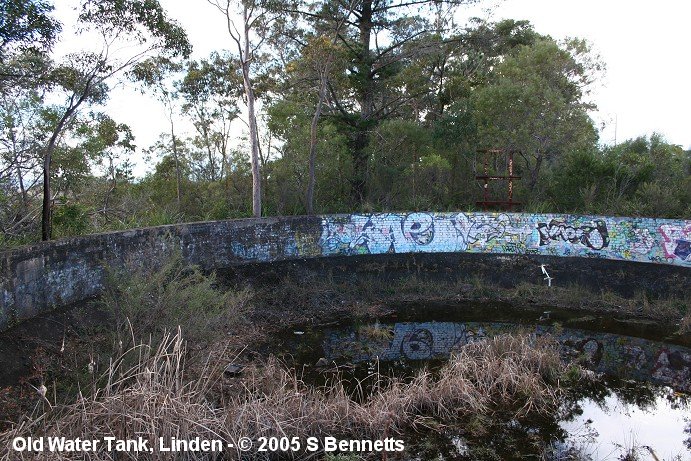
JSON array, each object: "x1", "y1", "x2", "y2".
[
  {"x1": 266, "y1": 99, "x2": 352, "y2": 214},
  {"x1": 102, "y1": 254, "x2": 253, "y2": 345},
  {"x1": 0, "y1": 0, "x2": 61, "y2": 61},
  {"x1": 178, "y1": 52, "x2": 241, "y2": 182},
  {"x1": 0, "y1": 9, "x2": 687, "y2": 248},
  {"x1": 79, "y1": 0, "x2": 191, "y2": 58},
  {"x1": 472, "y1": 38, "x2": 600, "y2": 200},
  {"x1": 52, "y1": 203, "x2": 90, "y2": 237},
  {"x1": 547, "y1": 134, "x2": 689, "y2": 217},
  {"x1": 366, "y1": 119, "x2": 451, "y2": 210}
]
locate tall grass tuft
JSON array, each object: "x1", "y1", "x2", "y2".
[{"x1": 0, "y1": 332, "x2": 568, "y2": 460}]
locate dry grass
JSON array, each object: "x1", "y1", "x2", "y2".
[
  {"x1": 0, "y1": 332, "x2": 567, "y2": 460},
  {"x1": 357, "y1": 323, "x2": 394, "y2": 342},
  {"x1": 1, "y1": 331, "x2": 223, "y2": 460}
]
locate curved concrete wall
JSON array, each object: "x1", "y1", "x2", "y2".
[{"x1": 1, "y1": 213, "x2": 689, "y2": 329}]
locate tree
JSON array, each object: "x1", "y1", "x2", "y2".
[
  {"x1": 300, "y1": 0, "x2": 477, "y2": 206},
  {"x1": 143, "y1": 133, "x2": 192, "y2": 211},
  {"x1": 208, "y1": 0, "x2": 275, "y2": 218},
  {"x1": 384, "y1": 18, "x2": 541, "y2": 205},
  {"x1": 277, "y1": 1, "x2": 357, "y2": 214},
  {"x1": 472, "y1": 38, "x2": 601, "y2": 196},
  {"x1": 267, "y1": 97, "x2": 351, "y2": 214},
  {"x1": 546, "y1": 133, "x2": 689, "y2": 217},
  {"x1": 0, "y1": 0, "x2": 60, "y2": 86},
  {"x1": 302, "y1": 36, "x2": 343, "y2": 214},
  {"x1": 282, "y1": 33, "x2": 349, "y2": 214},
  {"x1": 38, "y1": 0, "x2": 191, "y2": 240},
  {"x1": 130, "y1": 57, "x2": 185, "y2": 208},
  {"x1": 39, "y1": 53, "x2": 109, "y2": 240},
  {"x1": 77, "y1": 112, "x2": 135, "y2": 224},
  {"x1": 0, "y1": 0, "x2": 59, "y2": 56},
  {"x1": 274, "y1": 10, "x2": 534, "y2": 209},
  {"x1": 178, "y1": 52, "x2": 241, "y2": 183},
  {"x1": 0, "y1": 88, "x2": 44, "y2": 237}
]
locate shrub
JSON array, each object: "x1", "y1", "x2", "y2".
[{"x1": 102, "y1": 254, "x2": 253, "y2": 348}]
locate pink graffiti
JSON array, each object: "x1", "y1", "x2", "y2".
[{"x1": 659, "y1": 224, "x2": 691, "y2": 261}]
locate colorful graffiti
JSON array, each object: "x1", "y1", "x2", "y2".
[
  {"x1": 318, "y1": 213, "x2": 691, "y2": 267},
  {"x1": 660, "y1": 224, "x2": 691, "y2": 262},
  {"x1": 324, "y1": 321, "x2": 691, "y2": 392},
  {"x1": 631, "y1": 228, "x2": 655, "y2": 254}
]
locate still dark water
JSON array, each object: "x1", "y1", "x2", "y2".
[{"x1": 275, "y1": 303, "x2": 691, "y2": 460}]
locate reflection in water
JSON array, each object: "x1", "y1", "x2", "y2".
[
  {"x1": 395, "y1": 376, "x2": 691, "y2": 460},
  {"x1": 278, "y1": 314, "x2": 691, "y2": 460},
  {"x1": 553, "y1": 379, "x2": 691, "y2": 460},
  {"x1": 558, "y1": 390, "x2": 689, "y2": 460},
  {"x1": 323, "y1": 321, "x2": 691, "y2": 392}
]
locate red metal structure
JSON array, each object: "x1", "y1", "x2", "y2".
[{"x1": 475, "y1": 148, "x2": 521, "y2": 210}]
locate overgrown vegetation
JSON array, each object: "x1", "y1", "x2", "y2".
[
  {"x1": 102, "y1": 254, "x2": 253, "y2": 347},
  {"x1": 1, "y1": 1, "x2": 688, "y2": 249},
  {"x1": 0, "y1": 330, "x2": 572, "y2": 460},
  {"x1": 1, "y1": 255, "x2": 688, "y2": 459},
  {"x1": 0, "y1": 256, "x2": 254, "y2": 428}
]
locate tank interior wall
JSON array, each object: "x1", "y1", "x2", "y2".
[{"x1": 1, "y1": 213, "x2": 689, "y2": 330}]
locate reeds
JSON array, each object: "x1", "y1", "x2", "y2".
[{"x1": 0, "y1": 332, "x2": 567, "y2": 460}]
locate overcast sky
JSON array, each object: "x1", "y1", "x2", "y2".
[{"x1": 54, "y1": 0, "x2": 691, "y2": 176}]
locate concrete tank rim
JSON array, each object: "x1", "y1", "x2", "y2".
[{"x1": 1, "y1": 211, "x2": 687, "y2": 256}]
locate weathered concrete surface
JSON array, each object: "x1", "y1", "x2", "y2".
[
  {"x1": 225, "y1": 253, "x2": 690, "y2": 301},
  {"x1": 1, "y1": 213, "x2": 689, "y2": 330},
  {"x1": 0, "y1": 217, "x2": 321, "y2": 330}
]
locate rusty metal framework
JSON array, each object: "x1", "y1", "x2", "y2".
[{"x1": 475, "y1": 148, "x2": 521, "y2": 211}]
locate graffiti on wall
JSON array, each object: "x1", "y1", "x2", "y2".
[
  {"x1": 660, "y1": 224, "x2": 691, "y2": 262},
  {"x1": 317, "y1": 213, "x2": 691, "y2": 266},
  {"x1": 400, "y1": 328, "x2": 435, "y2": 360},
  {"x1": 453, "y1": 213, "x2": 516, "y2": 250},
  {"x1": 320, "y1": 212, "x2": 522, "y2": 255},
  {"x1": 631, "y1": 228, "x2": 655, "y2": 254},
  {"x1": 536, "y1": 219, "x2": 609, "y2": 250}
]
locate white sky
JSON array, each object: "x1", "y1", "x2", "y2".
[
  {"x1": 53, "y1": 0, "x2": 691, "y2": 176},
  {"x1": 475, "y1": 0, "x2": 691, "y2": 149}
]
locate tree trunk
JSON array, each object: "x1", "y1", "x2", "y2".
[
  {"x1": 41, "y1": 121, "x2": 69, "y2": 240},
  {"x1": 102, "y1": 156, "x2": 116, "y2": 223},
  {"x1": 170, "y1": 117, "x2": 182, "y2": 209},
  {"x1": 198, "y1": 111, "x2": 216, "y2": 181},
  {"x1": 16, "y1": 162, "x2": 27, "y2": 210},
  {"x1": 41, "y1": 148, "x2": 53, "y2": 241},
  {"x1": 351, "y1": 0, "x2": 374, "y2": 207},
  {"x1": 306, "y1": 78, "x2": 326, "y2": 214},
  {"x1": 527, "y1": 153, "x2": 543, "y2": 193},
  {"x1": 40, "y1": 75, "x2": 95, "y2": 240},
  {"x1": 246, "y1": 76, "x2": 261, "y2": 217},
  {"x1": 351, "y1": 128, "x2": 370, "y2": 205},
  {"x1": 9, "y1": 131, "x2": 28, "y2": 210},
  {"x1": 242, "y1": 6, "x2": 261, "y2": 218}
]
